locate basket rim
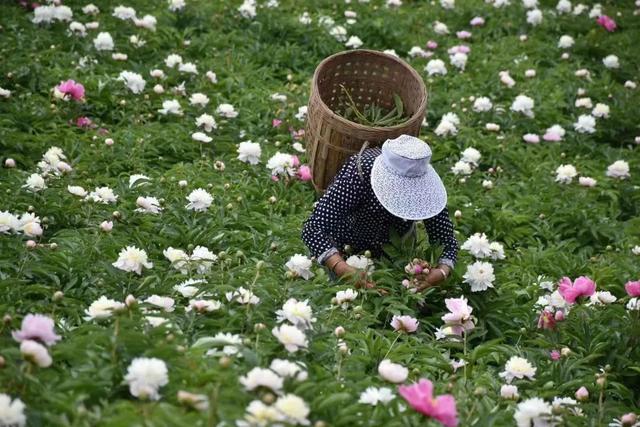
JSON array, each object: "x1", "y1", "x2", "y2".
[{"x1": 311, "y1": 49, "x2": 428, "y2": 132}]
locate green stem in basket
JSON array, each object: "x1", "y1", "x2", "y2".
[{"x1": 339, "y1": 84, "x2": 370, "y2": 125}]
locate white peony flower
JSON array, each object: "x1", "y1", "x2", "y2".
[
  {"x1": 588, "y1": 291, "x2": 617, "y2": 305},
  {"x1": 163, "y1": 247, "x2": 190, "y2": 273},
  {"x1": 461, "y1": 233, "x2": 492, "y2": 258},
  {"x1": 434, "y1": 118, "x2": 457, "y2": 136},
  {"x1": 526, "y1": 9, "x2": 543, "y2": 25},
  {"x1": 240, "y1": 367, "x2": 284, "y2": 392},
  {"x1": 602, "y1": 55, "x2": 619, "y2": 69},
  {"x1": 606, "y1": 160, "x2": 630, "y2": 179},
  {"x1": 463, "y1": 261, "x2": 495, "y2": 292},
  {"x1": 0, "y1": 394, "x2": 26, "y2": 427},
  {"x1": 335, "y1": 289, "x2": 358, "y2": 308},
  {"x1": 190, "y1": 245, "x2": 218, "y2": 274},
  {"x1": 164, "y1": 54, "x2": 182, "y2": 68},
  {"x1": 450, "y1": 52, "x2": 468, "y2": 70},
  {"x1": 514, "y1": 397, "x2": 553, "y2": 427},
  {"x1": 272, "y1": 324, "x2": 308, "y2": 353},
  {"x1": 67, "y1": 185, "x2": 87, "y2": 197},
  {"x1": 345, "y1": 36, "x2": 363, "y2": 49},
  {"x1": 489, "y1": 242, "x2": 506, "y2": 260},
  {"x1": 168, "y1": 0, "x2": 185, "y2": 11},
  {"x1": 118, "y1": 71, "x2": 146, "y2": 94},
  {"x1": 285, "y1": 254, "x2": 314, "y2": 280},
  {"x1": 500, "y1": 356, "x2": 537, "y2": 383},
  {"x1": 433, "y1": 21, "x2": 449, "y2": 35},
  {"x1": 134, "y1": 15, "x2": 156, "y2": 30},
  {"x1": 276, "y1": 298, "x2": 316, "y2": 330},
  {"x1": 425, "y1": 59, "x2": 447, "y2": 76},
  {"x1": 573, "y1": 114, "x2": 596, "y2": 133},
  {"x1": 195, "y1": 114, "x2": 217, "y2": 132},
  {"x1": 189, "y1": 93, "x2": 209, "y2": 107},
  {"x1": 591, "y1": 103, "x2": 609, "y2": 118},
  {"x1": 85, "y1": 296, "x2": 125, "y2": 319},
  {"x1": 186, "y1": 299, "x2": 221, "y2": 313},
  {"x1": 270, "y1": 359, "x2": 308, "y2": 381},
  {"x1": 511, "y1": 95, "x2": 535, "y2": 117},
  {"x1": 329, "y1": 25, "x2": 347, "y2": 42},
  {"x1": 192, "y1": 132, "x2": 212, "y2": 143},
  {"x1": 558, "y1": 35, "x2": 574, "y2": 49},
  {"x1": 112, "y1": 246, "x2": 153, "y2": 275},
  {"x1": 237, "y1": 141, "x2": 262, "y2": 165},
  {"x1": 451, "y1": 160, "x2": 472, "y2": 176},
  {"x1": 556, "y1": 0, "x2": 571, "y2": 13},
  {"x1": 158, "y1": 99, "x2": 183, "y2": 115},
  {"x1": 216, "y1": 103, "x2": 238, "y2": 118},
  {"x1": 24, "y1": 174, "x2": 46, "y2": 192},
  {"x1": 173, "y1": 278, "x2": 205, "y2": 298},
  {"x1": 345, "y1": 255, "x2": 372, "y2": 270},
  {"x1": 378, "y1": 359, "x2": 408, "y2": 383},
  {"x1": 226, "y1": 287, "x2": 260, "y2": 305},
  {"x1": 124, "y1": 357, "x2": 169, "y2": 400},
  {"x1": 575, "y1": 97, "x2": 592, "y2": 109},
  {"x1": 627, "y1": 298, "x2": 640, "y2": 311},
  {"x1": 555, "y1": 164, "x2": 577, "y2": 184},
  {"x1": 473, "y1": 97, "x2": 492, "y2": 112},
  {"x1": 499, "y1": 70, "x2": 516, "y2": 87},
  {"x1": 238, "y1": 0, "x2": 257, "y2": 19},
  {"x1": 266, "y1": 152, "x2": 296, "y2": 176},
  {"x1": 359, "y1": 387, "x2": 395, "y2": 405},
  {"x1": 113, "y1": 6, "x2": 136, "y2": 20},
  {"x1": 0, "y1": 211, "x2": 20, "y2": 234},
  {"x1": 461, "y1": 147, "x2": 481, "y2": 165},
  {"x1": 501, "y1": 384, "x2": 519, "y2": 399},
  {"x1": 178, "y1": 62, "x2": 198, "y2": 74},
  {"x1": 93, "y1": 32, "x2": 114, "y2": 51},
  {"x1": 273, "y1": 394, "x2": 310, "y2": 425},
  {"x1": 578, "y1": 176, "x2": 597, "y2": 187},
  {"x1": 185, "y1": 188, "x2": 213, "y2": 212},
  {"x1": 20, "y1": 340, "x2": 52, "y2": 367},
  {"x1": 135, "y1": 196, "x2": 162, "y2": 214},
  {"x1": 144, "y1": 295, "x2": 175, "y2": 312}
]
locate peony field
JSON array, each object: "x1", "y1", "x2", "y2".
[{"x1": 1, "y1": 0, "x2": 640, "y2": 426}]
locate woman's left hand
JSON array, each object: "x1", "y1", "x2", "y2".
[{"x1": 416, "y1": 265, "x2": 450, "y2": 292}]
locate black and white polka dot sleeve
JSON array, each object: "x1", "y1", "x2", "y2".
[
  {"x1": 301, "y1": 155, "x2": 364, "y2": 264},
  {"x1": 423, "y1": 207, "x2": 458, "y2": 268}
]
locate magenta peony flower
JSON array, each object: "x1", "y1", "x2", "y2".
[
  {"x1": 12, "y1": 314, "x2": 61, "y2": 346},
  {"x1": 625, "y1": 280, "x2": 640, "y2": 297},
  {"x1": 76, "y1": 116, "x2": 93, "y2": 128},
  {"x1": 56, "y1": 79, "x2": 85, "y2": 101},
  {"x1": 550, "y1": 350, "x2": 561, "y2": 361},
  {"x1": 537, "y1": 310, "x2": 555, "y2": 330},
  {"x1": 391, "y1": 315, "x2": 419, "y2": 333},
  {"x1": 596, "y1": 15, "x2": 617, "y2": 32},
  {"x1": 297, "y1": 165, "x2": 312, "y2": 181},
  {"x1": 558, "y1": 276, "x2": 596, "y2": 304},
  {"x1": 398, "y1": 379, "x2": 458, "y2": 427},
  {"x1": 272, "y1": 118, "x2": 283, "y2": 128}
]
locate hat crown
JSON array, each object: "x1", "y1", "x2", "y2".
[{"x1": 381, "y1": 135, "x2": 431, "y2": 178}]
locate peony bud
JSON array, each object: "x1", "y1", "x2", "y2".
[
  {"x1": 554, "y1": 310, "x2": 565, "y2": 321},
  {"x1": 219, "y1": 356, "x2": 232, "y2": 368},
  {"x1": 334, "y1": 326, "x2": 345, "y2": 337},
  {"x1": 112, "y1": 211, "x2": 121, "y2": 219},
  {"x1": 500, "y1": 384, "x2": 519, "y2": 399},
  {"x1": 4, "y1": 158, "x2": 16, "y2": 168},
  {"x1": 268, "y1": 196, "x2": 277, "y2": 204},
  {"x1": 454, "y1": 210, "x2": 462, "y2": 218},
  {"x1": 53, "y1": 291, "x2": 64, "y2": 301},
  {"x1": 26, "y1": 240, "x2": 37, "y2": 249},
  {"x1": 100, "y1": 221, "x2": 113, "y2": 232},
  {"x1": 254, "y1": 323, "x2": 266, "y2": 332},
  {"x1": 178, "y1": 180, "x2": 188, "y2": 187},
  {"x1": 125, "y1": 294, "x2": 137, "y2": 307},
  {"x1": 575, "y1": 386, "x2": 589, "y2": 401},
  {"x1": 621, "y1": 413, "x2": 637, "y2": 426},
  {"x1": 105, "y1": 138, "x2": 114, "y2": 146},
  {"x1": 3, "y1": 314, "x2": 11, "y2": 325},
  {"x1": 560, "y1": 347, "x2": 571, "y2": 357},
  {"x1": 0, "y1": 355, "x2": 5, "y2": 368}
]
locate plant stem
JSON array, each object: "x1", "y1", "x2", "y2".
[
  {"x1": 382, "y1": 333, "x2": 401, "y2": 360},
  {"x1": 208, "y1": 383, "x2": 219, "y2": 427}
]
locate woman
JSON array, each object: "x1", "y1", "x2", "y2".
[{"x1": 301, "y1": 135, "x2": 458, "y2": 290}]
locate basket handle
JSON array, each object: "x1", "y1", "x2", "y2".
[{"x1": 356, "y1": 140, "x2": 370, "y2": 183}]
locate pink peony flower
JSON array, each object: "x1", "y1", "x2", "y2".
[
  {"x1": 558, "y1": 276, "x2": 596, "y2": 304},
  {"x1": 537, "y1": 310, "x2": 555, "y2": 330},
  {"x1": 56, "y1": 79, "x2": 85, "y2": 101},
  {"x1": 625, "y1": 280, "x2": 640, "y2": 297},
  {"x1": 272, "y1": 118, "x2": 283, "y2": 128},
  {"x1": 456, "y1": 31, "x2": 472, "y2": 40},
  {"x1": 470, "y1": 17, "x2": 485, "y2": 27},
  {"x1": 554, "y1": 310, "x2": 565, "y2": 321},
  {"x1": 271, "y1": 175, "x2": 280, "y2": 182},
  {"x1": 297, "y1": 165, "x2": 312, "y2": 181},
  {"x1": 76, "y1": 116, "x2": 93, "y2": 128},
  {"x1": 523, "y1": 134, "x2": 540, "y2": 144},
  {"x1": 12, "y1": 314, "x2": 61, "y2": 346},
  {"x1": 596, "y1": 15, "x2": 617, "y2": 32},
  {"x1": 391, "y1": 315, "x2": 419, "y2": 333},
  {"x1": 398, "y1": 379, "x2": 458, "y2": 427},
  {"x1": 448, "y1": 45, "x2": 470, "y2": 55},
  {"x1": 441, "y1": 297, "x2": 474, "y2": 336},
  {"x1": 426, "y1": 40, "x2": 438, "y2": 50},
  {"x1": 575, "y1": 386, "x2": 589, "y2": 401},
  {"x1": 291, "y1": 155, "x2": 300, "y2": 168},
  {"x1": 550, "y1": 350, "x2": 561, "y2": 361},
  {"x1": 543, "y1": 132, "x2": 562, "y2": 142}
]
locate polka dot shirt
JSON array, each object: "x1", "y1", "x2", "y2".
[{"x1": 302, "y1": 148, "x2": 458, "y2": 267}]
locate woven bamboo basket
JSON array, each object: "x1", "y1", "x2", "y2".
[{"x1": 305, "y1": 49, "x2": 428, "y2": 192}]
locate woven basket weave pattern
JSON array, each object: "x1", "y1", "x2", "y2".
[{"x1": 306, "y1": 50, "x2": 427, "y2": 192}]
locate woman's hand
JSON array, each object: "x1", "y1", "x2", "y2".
[{"x1": 416, "y1": 265, "x2": 451, "y2": 292}]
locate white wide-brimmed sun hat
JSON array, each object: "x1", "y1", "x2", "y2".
[{"x1": 370, "y1": 135, "x2": 447, "y2": 220}]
